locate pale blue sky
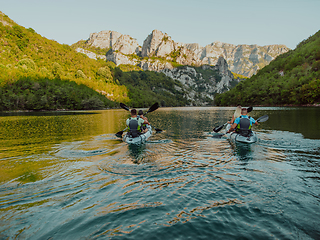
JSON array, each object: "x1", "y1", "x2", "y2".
[{"x1": 1, "y1": 0, "x2": 319, "y2": 49}]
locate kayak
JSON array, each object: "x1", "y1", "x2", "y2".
[
  {"x1": 123, "y1": 125, "x2": 153, "y2": 144},
  {"x1": 225, "y1": 124, "x2": 257, "y2": 144}
]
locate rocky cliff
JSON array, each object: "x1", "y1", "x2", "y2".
[
  {"x1": 161, "y1": 56, "x2": 240, "y2": 106},
  {"x1": 74, "y1": 29, "x2": 289, "y2": 77}
]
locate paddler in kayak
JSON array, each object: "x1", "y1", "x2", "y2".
[
  {"x1": 138, "y1": 110, "x2": 150, "y2": 133},
  {"x1": 126, "y1": 109, "x2": 149, "y2": 137},
  {"x1": 227, "y1": 108, "x2": 258, "y2": 136}
]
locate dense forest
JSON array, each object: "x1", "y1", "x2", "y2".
[
  {"x1": 0, "y1": 12, "x2": 189, "y2": 111},
  {"x1": 214, "y1": 30, "x2": 320, "y2": 106}
]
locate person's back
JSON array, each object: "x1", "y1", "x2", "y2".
[
  {"x1": 138, "y1": 110, "x2": 149, "y2": 133},
  {"x1": 227, "y1": 108, "x2": 258, "y2": 136},
  {"x1": 126, "y1": 109, "x2": 145, "y2": 137}
]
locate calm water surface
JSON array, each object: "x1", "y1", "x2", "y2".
[{"x1": 0, "y1": 107, "x2": 319, "y2": 239}]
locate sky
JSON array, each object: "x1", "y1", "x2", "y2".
[{"x1": 1, "y1": 0, "x2": 319, "y2": 49}]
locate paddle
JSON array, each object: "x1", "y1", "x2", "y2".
[
  {"x1": 213, "y1": 122, "x2": 228, "y2": 133},
  {"x1": 120, "y1": 102, "x2": 159, "y2": 115},
  {"x1": 115, "y1": 127, "x2": 127, "y2": 138},
  {"x1": 256, "y1": 114, "x2": 269, "y2": 123},
  {"x1": 247, "y1": 106, "x2": 253, "y2": 113},
  {"x1": 120, "y1": 103, "x2": 130, "y2": 111},
  {"x1": 144, "y1": 103, "x2": 162, "y2": 132},
  {"x1": 144, "y1": 102, "x2": 159, "y2": 115},
  {"x1": 152, "y1": 126, "x2": 163, "y2": 133}
]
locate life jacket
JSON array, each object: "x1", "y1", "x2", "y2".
[
  {"x1": 128, "y1": 117, "x2": 141, "y2": 138},
  {"x1": 139, "y1": 115, "x2": 147, "y2": 130},
  {"x1": 236, "y1": 116, "x2": 252, "y2": 137}
]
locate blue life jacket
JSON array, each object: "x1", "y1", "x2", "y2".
[{"x1": 236, "y1": 116, "x2": 252, "y2": 137}]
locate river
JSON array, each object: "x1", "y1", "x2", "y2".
[{"x1": 0, "y1": 107, "x2": 319, "y2": 239}]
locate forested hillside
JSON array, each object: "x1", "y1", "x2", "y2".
[
  {"x1": 214, "y1": 30, "x2": 320, "y2": 106},
  {"x1": 0, "y1": 12, "x2": 189, "y2": 111},
  {"x1": 114, "y1": 67, "x2": 189, "y2": 107}
]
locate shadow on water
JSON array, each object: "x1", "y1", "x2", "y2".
[
  {"x1": 229, "y1": 141, "x2": 253, "y2": 163},
  {"x1": 127, "y1": 144, "x2": 147, "y2": 163},
  {"x1": 126, "y1": 138, "x2": 172, "y2": 164}
]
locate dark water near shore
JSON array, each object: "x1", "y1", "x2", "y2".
[{"x1": 0, "y1": 107, "x2": 319, "y2": 239}]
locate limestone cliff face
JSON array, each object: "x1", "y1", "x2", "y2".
[
  {"x1": 86, "y1": 30, "x2": 140, "y2": 55},
  {"x1": 140, "y1": 59, "x2": 174, "y2": 71},
  {"x1": 112, "y1": 35, "x2": 141, "y2": 55},
  {"x1": 87, "y1": 30, "x2": 122, "y2": 49},
  {"x1": 79, "y1": 29, "x2": 289, "y2": 77},
  {"x1": 161, "y1": 56, "x2": 240, "y2": 106},
  {"x1": 75, "y1": 48, "x2": 106, "y2": 61},
  {"x1": 84, "y1": 30, "x2": 142, "y2": 66},
  {"x1": 199, "y1": 41, "x2": 289, "y2": 76},
  {"x1": 141, "y1": 30, "x2": 202, "y2": 66},
  {"x1": 106, "y1": 52, "x2": 139, "y2": 66}
]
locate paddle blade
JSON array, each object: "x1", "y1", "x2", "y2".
[
  {"x1": 154, "y1": 128, "x2": 162, "y2": 133},
  {"x1": 247, "y1": 106, "x2": 253, "y2": 113},
  {"x1": 115, "y1": 131, "x2": 123, "y2": 138},
  {"x1": 145, "y1": 102, "x2": 159, "y2": 115},
  {"x1": 257, "y1": 115, "x2": 269, "y2": 123},
  {"x1": 120, "y1": 103, "x2": 130, "y2": 111},
  {"x1": 212, "y1": 133, "x2": 225, "y2": 139},
  {"x1": 213, "y1": 123, "x2": 226, "y2": 133}
]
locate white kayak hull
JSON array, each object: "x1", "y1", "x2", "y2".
[
  {"x1": 228, "y1": 131, "x2": 257, "y2": 143},
  {"x1": 123, "y1": 125, "x2": 152, "y2": 144},
  {"x1": 225, "y1": 124, "x2": 257, "y2": 144}
]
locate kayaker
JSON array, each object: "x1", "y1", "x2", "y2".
[
  {"x1": 227, "y1": 108, "x2": 258, "y2": 136},
  {"x1": 138, "y1": 110, "x2": 150, "y2": 133},
  {"x1": 126, "y1": 109, "x2": 148, "y2": 137}
]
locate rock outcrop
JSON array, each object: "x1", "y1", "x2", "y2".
[
  {"x1": 0, "y1": 11, "x2": 13, "y2": 26},
  {"x1": 141, "y1": 30, "x2": 182, "y2": 57},
  {"x1": 112, "y1": 34, "x2": 141, "y2": 55},
  {"x1": 75, "y1": 48, "x2": 106, "y2": 61},
  {"x1": 78, "y1": 29, "x2": 289, "y2": 77},
  {"x1": 86, "y1": 30, "x2": 122, "y2": 49},
  {"x1": 140, "y1": 59, "x2": 174, "y2": 72},
  {"x1": 161, "y1": 56, "x2": 240, "y2": 106}
]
